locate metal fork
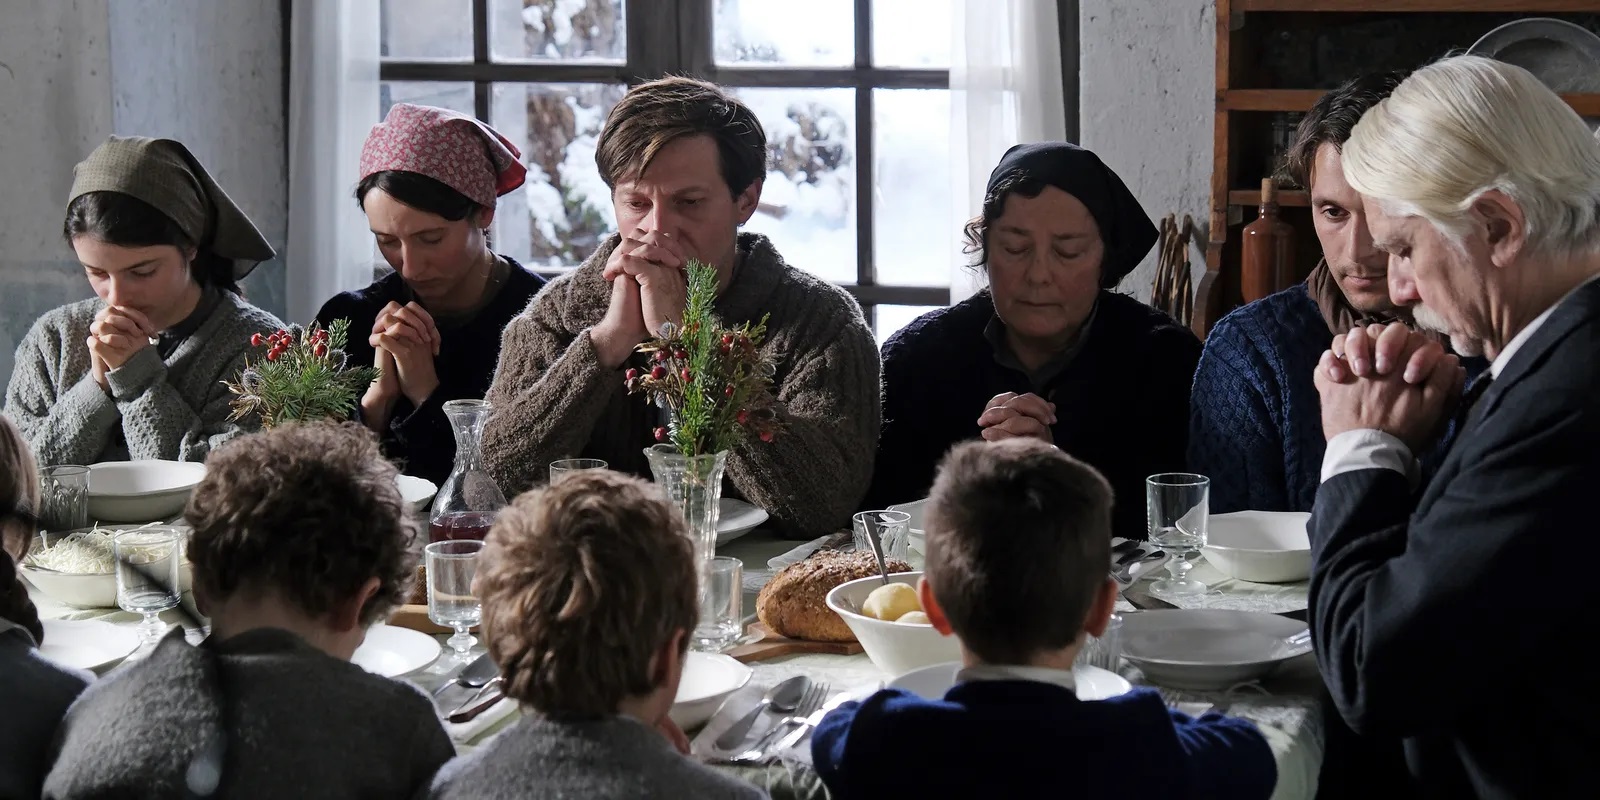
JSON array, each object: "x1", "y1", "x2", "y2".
[{"x1": 729, "y1": 681, "x2": 828, "y2": 762}]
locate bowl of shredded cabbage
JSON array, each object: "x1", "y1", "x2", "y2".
[{"x1": 21, "y1": 524, "x2": 194, "y2": 609}]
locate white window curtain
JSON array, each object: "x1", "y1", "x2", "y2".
[
  {"x1": 285, "y1": 0, "x2": 381, "y2": 323},
  {"x1": 949, "y1": 0, "x2": 1067, "y2": 304}
]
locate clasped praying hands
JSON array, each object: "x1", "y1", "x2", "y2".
[
  {"x1": 594, "y1": 228, "x2": 695, "y2": 369},
  {"x1": 1315, "y1": 322, "x2": 1465, "y2": 453},
  {"x1": 87, "y1": 304, "x2": 157, "y2": 391}
]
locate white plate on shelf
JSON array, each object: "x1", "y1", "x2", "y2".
[
  {"x1": 1119, "y1": 609, "x2": 1311, "y2": 691},
  {"x1": 718, "y1": 498, "x2": 767, "y2": 545},
  {"x1": 887, "y1": 661, "x2": 1131, "y2": 701},
  {"x1": 396, "y1": 475, "x2": 438, "y2": 512},
  {"x1": 670, "y1": 651, "x2": 752, "y2": 728},
  {"x1": 351, "y1": 624, "x2": 440, "y2": 678},
  {"x1": 38, "y1": 619, "x2": 142, "y2": 674}
]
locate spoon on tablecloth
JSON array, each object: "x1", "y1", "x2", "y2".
[{"x1": 714, "y1": 675, "x2": 809, "y2": 751}]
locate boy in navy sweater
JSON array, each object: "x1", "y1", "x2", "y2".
[{"x1": 811, "y1": 438, "x2": 1277, "y2": 799}]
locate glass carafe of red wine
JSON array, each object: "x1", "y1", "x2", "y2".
[{"x1": 429, "y1": 399, "x2": 507, "y2": 543}]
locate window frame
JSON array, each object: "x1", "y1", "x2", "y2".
[{"x1": 378, "y1": 0, "x2": 953, "y2": 329}]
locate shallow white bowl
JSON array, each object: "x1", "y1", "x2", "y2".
[
  {"x1": 670, "y1": 651, "x2": 752, "y2": 729},
  {"x1": 888, "y1": 661, "x2": 1132, "y2": 701},
  {"x1": 826, "y1": 571, "x2": 961, "y2": 678},
  {"x1": 1202, "y1": 510, "x2": 1312, "y2": 584},
  {"x1": 87, "y1": 460, "x2": 207, "y2": 523},
  {"x1": 352, "y1": 624, "x2": 440, "y2": 678},
  {"x1": 1120, "y1": 609, "x2": 1311, "y2": 691},
  {"x1": 38, "y1": 619, "x2": 142, "y2": 673}
]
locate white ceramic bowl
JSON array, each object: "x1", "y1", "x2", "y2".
[
  {"x1": 21, "y1": 561, "x2": 196, "y2": 609},
  {"x1": 1119, "y1": 609, "x2": 1311, "y2": 691},
  {"x1": 670, "y1": 651, "x2": 752, "y2": 729},
  {"x1": 22, "y1": 527, "x2": 194, "y2": 609},
  {"x1": 396, "y1": 475, "x2": 438, "y2": 512},
  {"x1": 888, "y1": 661, "x2": 1132, "y2": 701},
  {"x1": 825, "y1": 571, "x2": 961, "y2": 678},
  {"x1": 87, "y1": 460, "x2": 207, "y2": 523},
  {"x1": 1202, "y1": 510, "x2": 1312, "y2": 584},
  {"x1": 351, "y1": 624, "x2": 441, "y2": 678}
]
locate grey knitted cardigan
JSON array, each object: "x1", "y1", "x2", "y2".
[
  {"x1": 428, "y1": 713, "x2": 768, "y2": 800},
  {"x1": 482, "y1": 232, "x2": 881, "y2": 540},
  {"x1": 4, "y1": 292, "x2": 283, "y2": 464},
  {"x1": 42, "y1": 627, "x2": 453, "y2": 799}
]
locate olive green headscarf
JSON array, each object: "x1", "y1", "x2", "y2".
[{"x1": 67, "y1": 136, "x2": 275, "y2": 279}]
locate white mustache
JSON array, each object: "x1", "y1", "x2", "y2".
[{"x1": 1410, "y1": 304, "x2": 1451, "y2": 334}]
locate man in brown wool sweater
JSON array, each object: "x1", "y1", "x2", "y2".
[{"x1": 482, "y1": 76, "x2": 880, "y2": 540}]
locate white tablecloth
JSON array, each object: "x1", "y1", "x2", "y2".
[
  {"x1": 29, "y1": 528, "x2": 1325, "y2": 800},
  {"x1": 712, "y1": 531, "x2": 1325, "y2": 800}
]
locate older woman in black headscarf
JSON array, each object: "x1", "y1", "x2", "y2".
[{"x1": 867, "y1": 142, "x2": 1201, "y2": 539}]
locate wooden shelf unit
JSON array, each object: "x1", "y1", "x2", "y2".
[{"x1": 1196, "y1": 0, "x2": 1600, "y2": 338}]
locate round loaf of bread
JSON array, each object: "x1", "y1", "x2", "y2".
[{"x1": 757, "y1": 550, "x2": 913, "y2": 642}]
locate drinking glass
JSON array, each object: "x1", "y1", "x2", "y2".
[
  {"x1": 1146, "y1": 473, "x2": 1210, "y2": 596},
  {"x1": 1075, "y1": 613, "x2": 1124, "y2": 672},
  {"x1": 548, "y1": 458, "x2": 608, "y2": 484},
  {"x1": 426, "y1": 539, "x2": 484, "y2": 658},
  {"x1": 853, "y1": 510, "x2": 911, "y2": 563},
  {"x1": 692, "y1": 556, "x2": 743, "y2": 652},
  {"x1": 114, "y1": 527, "x2": 182, "y2": 643},
  {"x1": 39, "y1": 465, "x2": 89, "y2": 531}
]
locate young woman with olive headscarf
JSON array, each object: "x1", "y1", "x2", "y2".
[
  {"x1": 867, "y1": 142, "x2": 1201, "y2": 540},
  {"x1": 4, "y1": 137, "x2": 286, "y2": 465}
]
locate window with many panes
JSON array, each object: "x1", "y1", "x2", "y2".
[{"x1": 379, "y1": 0, "x2": 951, "y2": 343}]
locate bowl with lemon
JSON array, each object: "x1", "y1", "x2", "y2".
[{"x1": 826, "y1": 570, "x2": 961, "y2": 677}]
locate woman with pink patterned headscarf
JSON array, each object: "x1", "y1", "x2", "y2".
[{"x1": 314, "y1": 103, "x2": 546, "y2": 484}]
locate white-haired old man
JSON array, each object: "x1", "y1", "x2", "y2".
[{"x1": 1308, "y1": 54, "x2": 1600, "y2": 797}]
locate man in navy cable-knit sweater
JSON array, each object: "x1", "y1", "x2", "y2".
[
  {"x1": 1189, "y1": 71, "x2": 1482, "y2": 514},
  {"x1": 813, "y1": 439, "x2": 1275, "y2": 800}
]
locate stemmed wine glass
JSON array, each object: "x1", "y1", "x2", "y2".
[
  {"x1": 426, "y1": 539, "x2": 485, "y2": 659},
  {"x1": 1146, "y1": 473, "x2": 1210, "y2": 596},
  {"x1": 114, "y1": 527, "x2": 182, "y2": 643}
]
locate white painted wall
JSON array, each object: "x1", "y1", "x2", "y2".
[
  {"x1": 0, "y1": 0, "x2": 284, "y2": 391},
  {"x1": 1080, "y1": 0, "x2": 1214, "y2": 303},
  {"x1": 109, "y1": 0, "x2": 286, "y2": 317},
  {"x1": 0, "y1": 0, "x2": 115, "y2": 389}
]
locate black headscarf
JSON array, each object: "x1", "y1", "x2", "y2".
[{"x1": 983, "y1": 142, "x2": 1158, "y2": 288}]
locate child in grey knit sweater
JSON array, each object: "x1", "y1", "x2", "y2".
[
  {"x1": 42, "y1": 422, "x2": 452, "y2": 799},
  {"x1": 428, "y1": 471, "x2": 767, "y2": 800}
]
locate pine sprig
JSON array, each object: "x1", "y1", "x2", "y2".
[
  {"x1": 223, "y1": 319, "x2": 379, "y2": 428},
  {"x1": 624, "y1": 259, "x2": 781, "y2": 457}
]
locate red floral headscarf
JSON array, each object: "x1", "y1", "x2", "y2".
[{"x1": 358, "y1": 103, "x2": 527, "y2": 208}]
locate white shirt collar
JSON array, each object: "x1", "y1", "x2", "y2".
[
  {"x1": 1492, "y1": 272, "x2": 1600, "y2": 378},
  {"x1": 955, "y1": 663, "x2": 1077, "y2": 694}
]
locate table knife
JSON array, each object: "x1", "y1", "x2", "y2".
[
  {"x1": 1125, "y1": 588, "x2": 1310, "y2": 623},
  {"x1": 1123, "y1": 589, "x2": 1179, "y2": 610}
]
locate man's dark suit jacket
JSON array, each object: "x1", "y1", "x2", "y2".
[{"x1": 1309, "y1": 276, "x2": 1600, "y2": 799}]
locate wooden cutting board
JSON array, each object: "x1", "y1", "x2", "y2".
[
  {"x1": 724, "y1": 622, "x2": 863, "y2": 663},
  {"x1": 387, "y1": 604, "x2": 467, "y2": 636},
  {"x1": 385, "y1": 614, "x2": 868, "y2": 660}
]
